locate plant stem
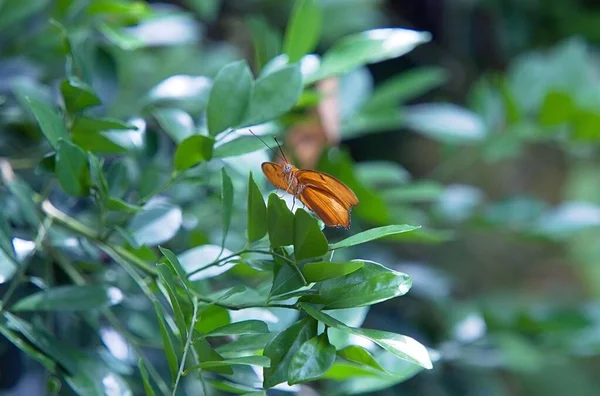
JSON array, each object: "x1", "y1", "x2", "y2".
[{"x1": 172, "y1": 297, "x2": 199, "y2": 396}]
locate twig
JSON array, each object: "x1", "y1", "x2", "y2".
[{"x1": 172, "y1": 297, "x2": 199, "y2": 396}]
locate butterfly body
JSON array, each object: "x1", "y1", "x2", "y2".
[{"x1": 262, "y1": 161, "x2": 359, "y2": 229}]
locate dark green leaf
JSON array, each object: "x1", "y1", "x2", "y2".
[
  {"x1": 128, "y1": 203, "x2": 182, "y2": 246},
  {"x1": 269, "y1": 261, "x2": 305, "y2": 298},
  {"x1": 60, "y1": 77, "x2": 101, "y2": 113},
  {"x1": 174, "y1": 135, "x2": 215, "y2": 170},
  {"x1": 263, "y1": 318, "x2": 318, "y2": 389},
  {"x1": 248, "y1": 16, "x2": 282, "y2": 71},
  {"x1": 193, "y1": 337, "x2": 233, "y2": 374},
  {"x1": 138, "y1": 358, "x2": 155, "y2": 396},
  {"x1": 55, "y1": 139, "x2": 91, "y2": 197},
  {"x1": 215, "y1": 135, "x2": 278, "y2": 158},
  {"x1": 248, "y1": 172, "x2": 268, "y2": 243},
  {"x1": 294, "y1": 209, "x2": 328, "y2": 261},
  {"x1": 283, "y1": 0, "x2": 322, "y2": 63},
  {"x1": 71, "y1": 116, "x2": 135, "y2": 134},
  {"x1": 4, "y1": 178, "x2": 41, "y2": 227},
  {"x1": 20, "y1": 95, "x2": 69, "y2": 149},
  {"x1": 302, "y1": 261, "x2": 364, "y2": 282},
  {"x1": 207, "y1": 379, "x2": 259, "y2": 395},
  {"x1": 153, "y1": 108, "x2": 195, "y2": 143},
  {"x1": 196, "y1": 305, "x2": 231, "y2": 334},
  {"x1": 12, "y1": 285, "x2": 123, "y2": 312},
  {"x1": 106, "y1": 197, "x2": 142, "y2": 213},
  {"x1": 242, "y1": 65, "x2": 303, "y2": 126},
  {"x1": 0, "y1": 213, "x2": 17, "y2": 282},
  {"x1": 0, "y1": 323, "x2": 56, "y2": 372},
  {"x1": 152, "y1": 301, "x2": 178, "y2": 383},
  {"x1": 329, "y1": 225, "x2": 421, "y2": 250},
  {"x1": 156, "y1": 263, "x2": 192, "y2": 340},
  {"x1": 207, "y1": 60, "x2": 254, "y2": 136},
  {"x1": 267, "y1": 194, "x2": 294, "y2": 248},
  {"x1": 186, "y1": 355, "x2": 271, "y2": 373},
  {"x1": 288, "y1": 333, "x2": 336, "y2": 384},
  {"x1": 158, "y1": 247, "x2": 191, "y2": 290},
  {"x1": 205, "y1": 320, "x2": 270, "y2": 337},
  {"x1": 300, "y1": 261, "x2": 411, "y2": 309},
  {"x1": 362, "y1": 67, "x2": 448, "y2": 111},
  {"x1": 308, "y1": 28, "x2": 431, "y2": 83},
  {"x1": 221, "y1": 167, "x2": 234, "y2": 248}
]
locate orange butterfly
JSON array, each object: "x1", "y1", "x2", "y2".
[{"x1": 250, "y1": 131, "x2": 359, "y2": 228}]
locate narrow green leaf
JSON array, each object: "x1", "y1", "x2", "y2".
[
  {"x1": 307, "y1": 28, "x2": 431, "y2": 84},
  {"x1": 156, "y1": 263, "x2": 191, "y2": 340},
  {"x1": 88, "y1": 154, "x2": 109, "y2": 200},
  {"x1": 337, "y1": 345, "x2": 387, "y2": 373},
  {"x1": 288, "y1": 333, "x2": 336, "y2": 384},
  {"x1": 269, "y1": 261, "x2": 305, "y2": 298},
  {"x1": 247, "y1": 16, "x2": 282, "y2": 71},
  {"x1": 71, "y1": 116, "x2": 135, "y2": 134},
  {"x1": 98, "y1": 22, "x2": 144, "y2": 50},
  {"x1": 138, "y1": 358, "x2": 156, "y2": 396},
  {"x1": 106, "y1": 197, "x2": 142, "y2": 213},
  {"x1": 205, "y1": 320, "x2": 270, "y2": 337},
  {"x1": 20, "y1": 95, "x2": 69, "y2": 149},
  {"x1": 196, "y1": 305, "x2": 231, "y2": 334},
  {"x1": 207, "y1": 379, "x2": 259, "y2": 395},
  {"x1": 294, "y1": 208, "x2": 328, "y2": 261},
  {"x1": 329, "y1": 225, "x2": 421, "y2": 250},
  {"x1": 0, "y1": 324, "x2": 57, "y2": 372},
  {"x1": 174, "y1": 135, "x2": 214, "y2": 170},
  {"x1": 283, "y1": 0, "x2": 322, "y2": 63},
  {"x1": 302, "y1": 261, "x2": 364, "y2": 282},
  {"x1": 300, "y1": 261, "x2": 412, "y2": 309},
  {"x1": 263, "y1": 318, "x2": 318, "y2": 389},
  {"x1": 11, "y1": 285, "x2": 123, "y2": 312},
  {"x1": 267, "y1": 194, "x2": 294, "y2": 248},
  {"x1": 56, "y1": 139, "x2": 91, "y2": 197},
  {"x1": 60, "y1": 77, "x2": 101, "y2": 113},
  {"x1": 247, "y1": 172, "x2": 268, "y2": 243},
  {"x1": 242, "y1": 65, "x2": 303, "y2": 126},
  {"x1": 186, "y1": 355, "x2": 271, "y2": 373},
  {"x1": 153, "y1": 108, "x2": 195, "y2": 143},
  {"x1": 4, "y1": 178, "x2": 41, "y2": 227},
  {"x1": 152, "y1": 301, "x2": 178, "y2": 383},
  {"x1": 193, "y1": 337, "x2": 233, "y2": 374},
  {"x1": 207, "y1": 60, "x2": 254, "y2": 135},
  {"x1": 221, "y1": 168, "x2": 234, "y2": 248},
  {"x1": 216, "y1": 333, "x2": 277, "y2": 355},
  {"x1": 158, "y1": 247, "x2": 191, "y2": 291}
]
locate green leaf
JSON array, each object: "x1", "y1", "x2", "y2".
[
  {"x1": 196, "y1": 305, "x2": 231, "y2": 334},
  {"x1": 302, "y1": 261, "x2": 364, "y2": 282},
  {"x1": 4, "y1": 178, "x2": 41, "y2": 227},
  {"x1": 362, "y1": 67, "x2": 448, "y2": 111},
  {"x1": 539, "y1": 90, "x2": 575, "y2": 126},
  {"x1": 87, "y1": 0, "x2": 151, "y2": 19},
  {"x1": 242, "y1": 65, "x2": 303, "y2": 126},
  {"x1": 221, "y1": 167, "x2": 234, "y2": 248},
  {"x1": 0, "y1": 323, "x2": 56, "y2": 373},
  {"x1": 300, "y1": 261, "x2": 411, "y2": 309},
  {"x1": 186, "y1": 355, "x2": 271, "y2": 373},
  {"x1": 152, "y1": 301, "x2": 178, "y2": 383},
  {"x1": 55, "y1": 139, "x2": 91, "y2": 197},
  {"x1": 158, "y1": 247, "x2": 191, "y2": 290},
  {"x1": 247, "y1": 172, "x2": 268, "y2": 243},
  {"x1": 283, "y1": 0, "x2": 322, "y2": 63},
  {"x1": 20, "y1": 95, "x2": 69, "y2": 149},
  {"x1": 0, "y1": 213, "x2": 16, "y2": 283},
  {"x1": 156, "y1": 263, "x2": 192, "y2": 340},
  {"x1": 214, "y1": 135, "x2": 278, "y2": 158},
  {"x1": 88, "y1": 154, "x2": 109, "y2": 200},
  {"x1": 98, "y1": 22, "x2": 144, "y2": 50},
  {"x1": 269, "y1": 261, "x2": 305, "y2": 298},
  {"x1": 0, "y1": 0, "x2": 50, "y2": 30},
  {"x1": 288, "y1": 333, "x2": 336, "y2": 384},
  {"x1": 207, "y1": 60, "x2": 254, "y2": 136},
  {"x1": 106, "y1": 197, "x2": 142, "y2": 213},
  {"x1": 294, "y1": 209, "x2": 328, "y2": 261},
  {"x1": 60, "y1": 77, "x2": 101, "y2": 113},
  {"x1": 216, "y1": 333, "x2": 277, "y2": 355},
  {"x1": 128, "y1": 203, "x2": 182, "y2": 246},
  {"x1": 381, "y1": 181, "x2": 444, "y2": 203},
  {"x1": 405, "y1": 103, "x2": 487, "y2": 143},
  {"x1": 308, "y1": 28, "x2": 431, "y2": 83},
  {"x1": 337, "y1": 345, "x2": 387, "y2": 372},
  {"x1": 153, "y1": 108, "x2": 195, "y2": 143},
  {"x1": 174, "y1": 135, "x2": 215, "y2": 170},
  {"x1": 71, "y1": 116, "x2": 135, "y2": 134},
  {"x1": 11, "y1": 285, "x2": 123, "y2": 312},
  {"x1": 267, "y1": 194, "x2": 294, "y2": 248},
  {"x1": 205, "y1": 320, "x2": 270, "y2": 337},
  {"x1": 248, "y1": 16, "x2": 282, "y2": 71},
  {"x1": 207, "y1": 379, "x2": 259, "y2": 395},
  {"x1": 263, "y1": 318, "x2": 318, "y2": 389},
  {"x1": 138, "y1": 358, "x2": 155, "y2": 396},
  {"x1": 193, "y1": 337, "x2": 233, "y2": 374},
  {"x1": 329, "y1": 225, "x2": 421, "y2": 250}
]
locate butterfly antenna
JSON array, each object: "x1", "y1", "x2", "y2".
[
  {"x1": 247, "y1": 129, "x2": 289, "y2": 163},
  {"x1": 273, "y1": 137, "x2": 289, "y2": 163}
]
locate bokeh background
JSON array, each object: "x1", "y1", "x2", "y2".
[{"x1": 2, "y1": 0, "x2": 600, "y2": 395}]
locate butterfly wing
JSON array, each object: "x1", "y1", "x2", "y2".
[
  {"x1": 296, "y1": 170, "x2": 359, "y2": 208},
  {"x1": 300, "y1": 186, "x2": 353, "y2": 229},
  {"x1": 262, "y1": 162, "x2": 293, "y2": 193}
]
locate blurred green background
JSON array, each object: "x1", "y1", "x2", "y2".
[{"x1": 2, "y1": 0, "x2": 600, "y2": 395}]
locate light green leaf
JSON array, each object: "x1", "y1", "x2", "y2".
[
  {"x1": 207, "y1": 60, "x2": 254, "y2": 136},
  {"x1": 174, "y1": 135, "x2": 214, "y2": 170},
  {"x1": 288, "y1": 333, "x2": 336, "y2": 384},
  {"x1": 153, "y1": 108, "x2": 195, "y2": 143},
  {"x1": 247, "y1": 172, "x2": 268, "y2": 243},
  {"x1": 12, "y1": 285, "x2": 123, "y2": 312},
  {"x1": 307, "y1": 28, "x2": 431, "y2": 83},
  {"x1": 294, "y1": 208, "x2": 328, "y2": 261},
  {"x1": 247, "y1": 16, "x2": 282, "y2": 71},
  {"x1": 329, "y1": 225, "x2": 421, "y2": 250},
  {"x1": 128, "y1": 203, "x2": 182, "y2": 246},
  {"x1": 221, "y1": 167, "x2": 233, "y2": 248},
  {"x1": 337, "y1": 345, "x2": 387, "y2": 372},
  {"x1": 283, "y1": 0, "x2": 322, "y2": 63},
  {"x1": 205, "y1": 320, "x2": 270, "y2": 337},
  {"x1": 405, "y1": 103, "x2": 487, "y2": 143},
  {"x1": 242, "y1": 65, "x2": 303, "y2": 126},
  {"x1": 186, "y1": 355, "x2": 271, "y2": 373},
  {"x1": 196, "y1": 305, "x2": 231, "y2": 334},
  {"x1": 20, "y1": 95, "x2": 69, "y2": 149},
  {"x1": 138, "y1": 358, "x2": 156, "y2": 396},
  {"x1": 152, "y1": 301, "x2": 178, "y2": 383},
  {"x1": 302, "y1": 261, "x2": 364, "y2": 282},
  {"x1": 267, "y1": 194, "x2": 294, "y2": 248},
  {"x1": 178, "y1": 245, "x2": 238, "y2": 281}
]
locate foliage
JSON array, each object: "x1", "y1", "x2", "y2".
[{"x1": 0, "y1": 1, "x2": 445, "y2": 395}]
